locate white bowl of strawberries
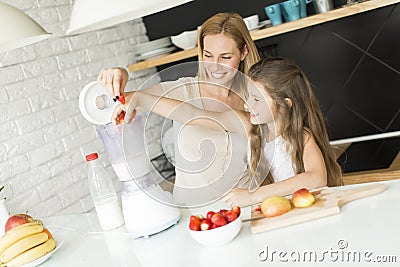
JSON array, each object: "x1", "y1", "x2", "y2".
[{"x1": 188, "y1": 206, "x2": 242, "y2": 246}]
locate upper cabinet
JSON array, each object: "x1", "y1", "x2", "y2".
[{"x1": 128, "y1": 0, "x2": 399, "y2": 72}]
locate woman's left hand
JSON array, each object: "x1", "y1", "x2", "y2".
[
  {"x1": 222, "y1": 188, "x2": 257, "y2": 207},
  {"x1": 112, "y1": 91, "x2": 137, "y2": 125}
]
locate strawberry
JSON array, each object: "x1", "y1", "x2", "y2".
[
  {"x1": 189, "y1": 220, "x2": 200, "y2": 231},
  {"x1": 219, "y1": 209, "x2": 228, "y2": 217},
  {"x1": 117, "y1": 111, "x2": 125, "y2": 125},
  {"x1": 255, "y1": 206, "x2": 261, "y2": 212},
  {"x1": 118, "y1": 94, "x2": 126, "y2": 105},
  {"x1": 211, "y1": 224, "x2": 220, "y2": 229},
  {"x1": 232, "y1": 206, "x2": 241, "y2": 216},
  {"x1": 194, "y1": 214, "x2": 204, "y2": 220},
  {"x1": 224, "y1": 210, "x2": 238, "y2": 223},
  {"x1": 211, "y1": 212, "x2": 227, "y2": 226},
  {"x1": 189, "y1": 215, "x2": 202, "y2": 231},
  {"x1": 206, "y1": 211, "x2": 215, "y2": 221},
  {"x1": 190, "y1": 215, "x2": 203, "y2": 222},
  {"x1": 200, "y1": 219, "x2": 212, "y2": 231}
]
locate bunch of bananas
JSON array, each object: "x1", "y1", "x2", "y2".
[{"x1": 0, "y1": 222, "x2": 56, "y2": 267}]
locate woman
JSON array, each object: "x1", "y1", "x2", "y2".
[{"x1": 98, "y1": 13, "x2": 260, "y2": 206}]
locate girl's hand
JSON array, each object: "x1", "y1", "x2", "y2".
[
  {"x1": 97, "y1": 67, "x2": 129, "y2": 97},
  {"x1": 111, "y1": 92, "x2": 137, "y2": 125},
  {"x1": 222, "y1": 188, "x2": 257, "y2": 207}
]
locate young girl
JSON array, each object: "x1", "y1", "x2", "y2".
[{"x1": 115, "y1": 57, "x2": 342, "y2": 207}]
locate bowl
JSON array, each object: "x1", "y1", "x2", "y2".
[
  {"x1": 171, "y1": 29, "x2": 198, "y2": 50},
  {"x1": 188, "y1": 214, "x2": 242, "y2": 246},
  {"x1": 243, "y1": 14, "x2": 260, "y2": 31}
]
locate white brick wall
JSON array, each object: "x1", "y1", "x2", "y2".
[{"x1": 0, "y1": 0, "x2": 160, "y2": 218}]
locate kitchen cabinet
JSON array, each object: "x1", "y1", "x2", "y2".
[{"x1": 128, "y1": 0, "x2": 399, "y2": 72}]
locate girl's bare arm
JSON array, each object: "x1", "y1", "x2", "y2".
[
  {"x1": 223, "y1": 133, "x2": 327, "y2": 206},
  {"x1": 117, "y1": 91, "x2": 250, "y2": 135}
]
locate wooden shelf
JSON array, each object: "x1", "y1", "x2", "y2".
[{"x1": 128, "y1": 0, "x2": 399, "y2": 72}]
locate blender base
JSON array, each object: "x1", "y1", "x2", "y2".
[{"x1": 128, "y1": 216, "x2": 180, "y2": 239}]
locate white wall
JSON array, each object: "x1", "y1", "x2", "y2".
[{"x1": 0, "y1": 0, "x2": 161, "y2": 217}]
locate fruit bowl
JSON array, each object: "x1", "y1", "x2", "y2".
[
  {"x1": 188, "y1": 214, "x2": 242, "y2": 246},
  {"x1": 171, "y1": 29, "x2": 198, "y2": 50}
]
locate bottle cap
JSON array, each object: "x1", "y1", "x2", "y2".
[{"x1": 85, "y1": 153, "x2": 99, "y2": 161}]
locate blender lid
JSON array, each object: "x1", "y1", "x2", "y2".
[{"x1": 79, "y1": 81, "x2": 119, "y2": 125}]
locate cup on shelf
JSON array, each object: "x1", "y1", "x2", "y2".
[
  {"x1": 299, "y1": 0, "x2": 313, "y2": 18},
  {"x1": 313, "y1": 0, "x2": 334, "y2": 13},
  {"x1": 280, "y1": 0, "x2": 301, "y2": 22},
  {"x1": 265, "y1": 3, "x2": 283, "y2": 26}
]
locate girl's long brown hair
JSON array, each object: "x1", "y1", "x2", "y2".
[{"x1": 247, "y1": 58, "x2": 342, "y2": 188}]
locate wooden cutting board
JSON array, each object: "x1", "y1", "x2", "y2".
[{"x1": 250, "y1": 184, "x2": 387, "y2": 234}]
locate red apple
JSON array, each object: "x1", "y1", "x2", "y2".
[
  {"x1": 5, "y1": 214, "x2": 34, "y2": 232},
  {"x1": 261, "y1": 196, "x2": 292, "y2": 218},
  {"x1": 291, "y1": 188, "x2": 315, "y2": 208}
]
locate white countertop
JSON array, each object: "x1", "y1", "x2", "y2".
[{"x1": 40, "y1": 180, "x2": 400, "y2": 267}]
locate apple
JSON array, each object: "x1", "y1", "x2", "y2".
[
  {"x1": 291, "y1": 188, "x2": 315, "y2": 208},
  {"x1": 5, "y1": 214, "x2": 34, "y2": 232},
  {"x1": 261, "y1": 196, "x2": 292, "y2": 218}
]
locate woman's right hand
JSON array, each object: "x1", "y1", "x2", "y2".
[{"x1": 97, "y1": 67, "x2": 129, "y2": 97}]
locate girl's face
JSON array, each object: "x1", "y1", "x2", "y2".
[
  {"x1": 245, "y1": 81, "x2": 276, "y2": 125},
  {"x1": 202, "y1": 33, "x2": 247, "y2": 86}
]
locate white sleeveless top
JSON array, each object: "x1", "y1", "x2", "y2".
[
  {"x1": 161, "y1": 77, "x2": 248, "y2": 206},
  {"x1": 263, "y1": 136, "x2": 296, "y2": 182}
]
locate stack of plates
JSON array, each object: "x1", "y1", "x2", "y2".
[{"x1": 132, "y1": 37, "x2": 177, "y2": 62}]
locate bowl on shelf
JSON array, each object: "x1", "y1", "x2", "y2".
[
  {"x1": 188, "y1": 214, "x2": 242, "y2": 246},
  {"x1": 171, "y1": 29, "x2": 198, "y2": 50},
  {"x1": 243, "y1": 14, "x2": 260, "y2": 31}
]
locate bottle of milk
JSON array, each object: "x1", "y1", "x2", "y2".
[{"x1": 86, "y1": 153, "x2": 124, "y2": 230}]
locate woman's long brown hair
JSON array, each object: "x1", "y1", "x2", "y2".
[{"x1": 247, "y1": 58, "x2": 342, "y2": 188}]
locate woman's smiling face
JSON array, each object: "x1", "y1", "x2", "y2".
[
  {"x1": 245, "y1": 81, "x2": 276, "y2": 125},
  {"x1": 202, "y1": 33, "x2": 247, "y2": 86}
]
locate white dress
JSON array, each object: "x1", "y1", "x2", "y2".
[
  {"x1": 161, "y1": 77, "x2": 248, "y2": 206},
  {"x1": 263, "y1": 135, "x2": 296, "y2": 182}
]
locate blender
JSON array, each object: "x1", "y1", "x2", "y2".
[{"x1": 79, "y1": 81, "x2": 180, "y2": 238}]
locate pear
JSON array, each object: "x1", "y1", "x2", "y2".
[{"x1": 261, "y1": 196, "x2": 292, "y2": 217}]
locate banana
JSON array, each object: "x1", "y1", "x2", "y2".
[
  {"x1": 2, "y1": 238, "x2": 56, "y2": 267},
  {"x1": 1, "y1": 232, "x2": 48, "y2": 263},
  {"x1": 0, "y1": 223, "x2": 43, "y2": 255}
]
